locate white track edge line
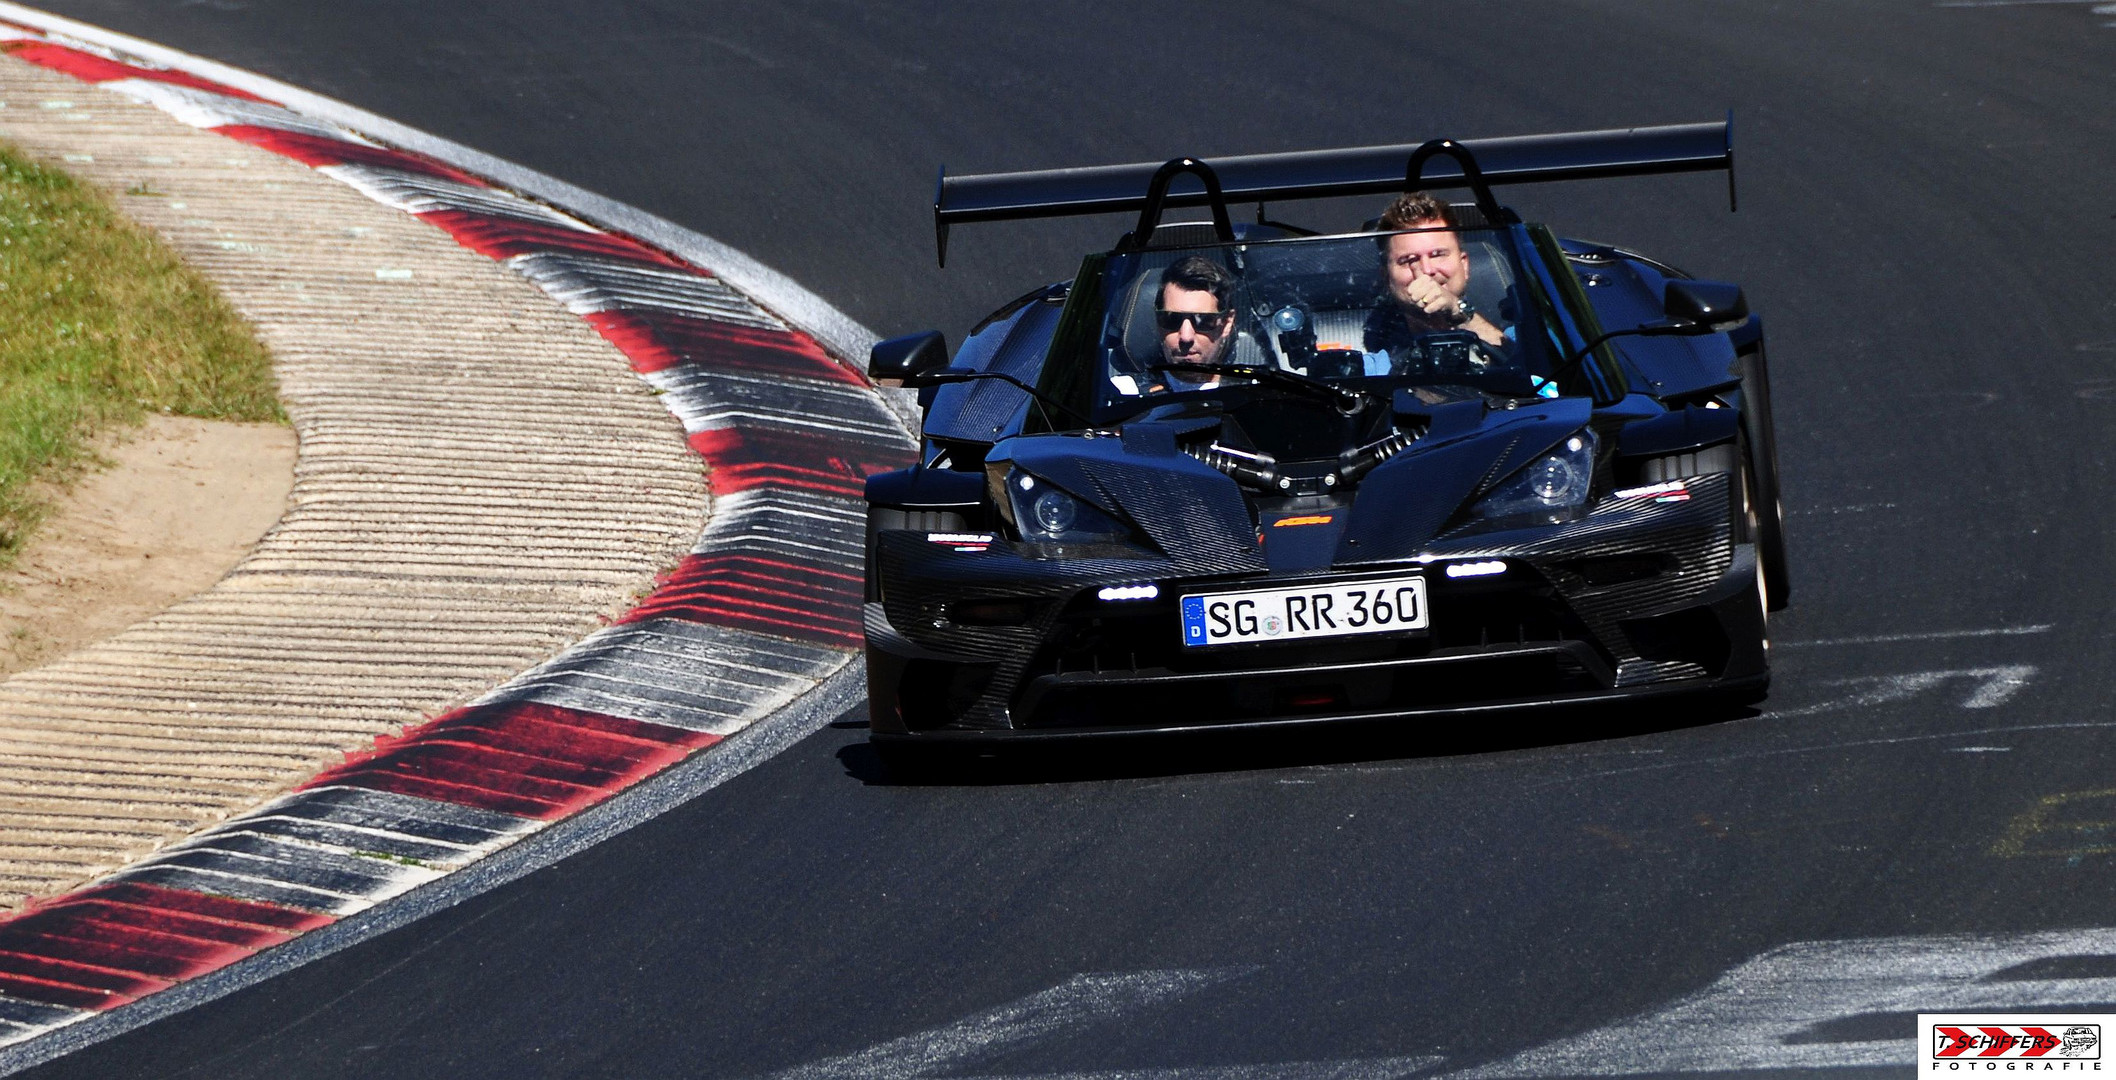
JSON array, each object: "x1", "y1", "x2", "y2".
[{"x1": 0, "y1": 657, "x2": 867, "y2": 1076}]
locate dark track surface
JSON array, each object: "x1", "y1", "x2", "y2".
[{"x1": 20, "y1": 1, "x2": 2116, "y2": 1076}]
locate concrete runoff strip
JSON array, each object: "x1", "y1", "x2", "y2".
[
  {"x1": 0, "y1": 53, "x2": 707, "y2": 903},
  {"x1": 0, "y1": 11, "x2": 916, "y2": 1067}
]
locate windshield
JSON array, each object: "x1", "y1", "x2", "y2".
[{"x1": 1090, "y1": 226, "x2": 1582, "y2": 414}]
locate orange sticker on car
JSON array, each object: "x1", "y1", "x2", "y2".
[{"x1": 1273, "y1": 515, "x2": 1334, "y2": 527}]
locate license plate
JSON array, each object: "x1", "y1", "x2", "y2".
[{"x1": 1179, "y1": 575, "x2": 1428, "y2": 647}]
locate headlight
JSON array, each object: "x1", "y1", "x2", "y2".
[
  {"x1": 1470, "y1": 430, "x2": 1598, "y2": 521},
  {"x1": 1031, "y1": 489, "x2": 1077, "y2": 534},
  {"x1": 1003, "y1": 470, "x2": 1130, "y2": 542}
]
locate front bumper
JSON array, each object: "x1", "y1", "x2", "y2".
[{"x1": 867, "y1": 473, "x2": 1765, "y2": 739}]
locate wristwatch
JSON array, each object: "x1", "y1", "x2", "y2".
[{"x1": 1450, "y1": 298, "x2": 1478, "y2": 325}]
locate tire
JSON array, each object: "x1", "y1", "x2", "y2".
[
  {"x1": 1638, "y1": 443, "x2": 1771, "y2": 696},
  {"x1": 1737, "y1": 346, "x2": 1791, "y2": 611},
  {"x1": 1721, "y1": 442, "x2": 1774, "y2": 669},
  {"x1": 1742, "y1": 472, "x2": 1773, "y2": 659},
  {"x1": 1638, "y1": 439, "x2": 1771, "y2": 652},
  {"x1": 865, "y1": 506, "x2": 970, "y2": 602}
]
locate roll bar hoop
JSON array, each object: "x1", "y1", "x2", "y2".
[
  {"x1": 1405, "y1": 140, "x2": 1517, "y2": 224},
  {"x1": 1120, "y1": 158, "x2": 1238, "y2": 252}
]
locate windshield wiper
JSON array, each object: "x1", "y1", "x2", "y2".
[{"x1": 1151, "y1": 362, "x2": 1369, "y2": 415}]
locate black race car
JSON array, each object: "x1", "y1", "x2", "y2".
[{"x1": 863, "y1": 120, "x2": 1787, "y2": 745}]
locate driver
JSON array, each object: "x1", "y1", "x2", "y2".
[
  {"x1": 1153, "y1": 254, "x2": 1238, "y2": 388},
  {"x1": 1365, "y1": 192, "x2": 1508, "y2": 362}
]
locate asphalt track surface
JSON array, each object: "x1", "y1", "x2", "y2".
[{"x1": 17, "y1": 1, "x2": 2116, "y2": 1076}]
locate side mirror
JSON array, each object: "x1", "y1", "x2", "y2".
[
  {"x1": 869, "y1": 330, "x2": 951, "y2": 384},
  {"x1": 1662, "y1": 280, "x2": 1749, "y2": 333},
  {"x1": 1555, "y1": 278, "x2": 1753, "y2": 391}
]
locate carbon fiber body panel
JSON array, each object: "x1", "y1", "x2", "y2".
[
  {"x1": 868, "y1": 471, "x2": 1760, "y2": 736},
  {"x1": 924, "y1": 291, "x2": 1066, "y2": 447},
  {"x1": 1560, "y1": 238, "x2": 1750, "y2": 400},
  {"x1": 1338, "y1": 398, "x2": 1592, "y2": 562}
]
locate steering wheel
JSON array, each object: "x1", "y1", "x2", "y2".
[{"x1": 1411, "y1": 329, "x2": 1489, "y2": 376}]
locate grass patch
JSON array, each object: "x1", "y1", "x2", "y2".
[{"x1": 0, "y1": 141, "x2": 281, "y2": 566}]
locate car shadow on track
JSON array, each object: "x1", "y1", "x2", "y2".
[{"x1": 836, "y1": 696, "x2": 1764, "y2": 787}]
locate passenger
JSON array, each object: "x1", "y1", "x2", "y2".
[
  {"x1": 1368, "y1": 192, "x2": 1507, "y2": 352},
  {"x1": 1154, "y1": 255, "x2": 1238, "y2": 388}
]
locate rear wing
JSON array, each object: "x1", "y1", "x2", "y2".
[{"x1": 934, "y1": 117, "x2": 1733, "y2": 264}]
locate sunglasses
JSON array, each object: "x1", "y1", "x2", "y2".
[{"x1": 1155, "y1": 309, "x2": 1233, "y2": 335}]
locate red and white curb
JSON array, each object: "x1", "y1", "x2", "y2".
[{"x1": 0, "y1": 9, "x2": 913, "y2": 1060}]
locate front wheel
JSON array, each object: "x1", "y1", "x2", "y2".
[
  {"x1": 1737, "y1": 437, "x2": 1787, "y2": 614},
  {"x1": 1732, "y1": 447, "x2": 1774, "y2": 687},
  {"x1": 1738, "y1": 347, "x2": 1791, "y2": 611},
  {"x1": 1638, "y1": 441, "x2": 1770, "y2": 677}
]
